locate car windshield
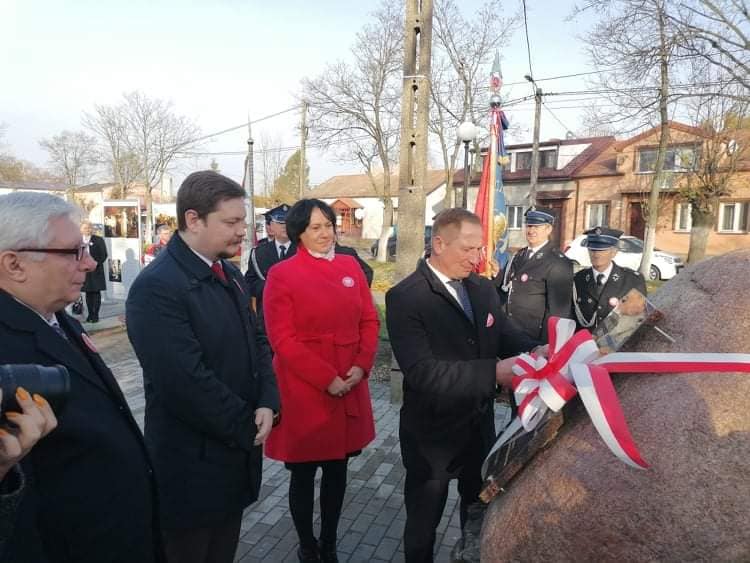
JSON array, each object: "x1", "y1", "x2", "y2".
[{"x1": 627, "y1": 238, "x2": 644, "y2": 250}]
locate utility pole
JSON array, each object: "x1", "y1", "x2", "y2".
[
  {"x1": 395, "y1": 0, "x2": 433, "y2": 283},
  {"x1": 241, "y1": 117, "x2": 255, "y2": 273},
  {"x1": 298, "y1": 100, "x2": 308, "y2": 200},
  {"x1": 528, "y1": 84, "x2": 542, "y2": 207},
  {"x1": 392, "y1": 0, "x2": 433, "y2": 404}
]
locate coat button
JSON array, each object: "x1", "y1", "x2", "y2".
[{"x1": 467, "y1": 338, "x2": 475, "y2": 345}]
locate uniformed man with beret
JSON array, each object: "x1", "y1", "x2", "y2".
[
  {"x1": 496, "y1": 207, "x2": 573, "y2": 341},
  {"x1": 572, "y1": 226, "x2": 647, "y2": 331}
]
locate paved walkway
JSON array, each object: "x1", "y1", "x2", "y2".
[{"x1": 95, "y1": 331, "x2": 510, "y2": 563}]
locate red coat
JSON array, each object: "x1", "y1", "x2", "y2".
[{"x1": 264, "y1": 246, "x2": 379, "y2": 462}]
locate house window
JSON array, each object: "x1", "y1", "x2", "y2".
[
  {"x1": 718, "y1": 202, "x2": 749, "y2": 233},
  {"x1": 638, "y1": 146, "x2": 699, "y2": 173},
  {"x1": 586, "y1": 202, "x2": 609, "y2": 229},
  {"x1": 514, "y1": 149, "x2": 557, "y2": 171},
  {"x1": 508, "y1": 206, "x2": 523, "y2": 229},
  {"x1": 674, "y1": 203, "x2": 692, "y2": 232}
]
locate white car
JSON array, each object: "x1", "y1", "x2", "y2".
[{"x1": 564, "y1": 235, "x2": 684, "y2": 280}]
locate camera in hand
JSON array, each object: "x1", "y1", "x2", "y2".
[{"x1": 0, "y1": 364, "x2": 70, "y2": 412}]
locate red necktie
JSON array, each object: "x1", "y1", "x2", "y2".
[{"x1": 211, "y1": 261, "x2": 227, "y2": 282}]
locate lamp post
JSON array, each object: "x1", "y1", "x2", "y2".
[{"x1": 457, "y1": 121, "x2": 478, "y2": 209}]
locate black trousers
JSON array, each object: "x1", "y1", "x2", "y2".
[
  {"x1": 287, "y1": 458, "x2": 348, "y2": 548},
  {"x1": 162, "y1": 510, "x2": 243, "y2": 563},
  {"x1": 403, "y1": 438, "x2": 484, "y2": 563},
  {"x1": 85, "y1": 291, "x2": 102, "y2": 320}
]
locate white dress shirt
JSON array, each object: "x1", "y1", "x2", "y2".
[{"x1": 591, "y1": 262, "x2": 614, "y2": 285}]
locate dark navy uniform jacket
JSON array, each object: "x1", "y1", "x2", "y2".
[
  {"x1": 573, "y1": 263, "x2": 647, "y2": 330},
  {"x1": 496, "y1": 241, "x2": 573, "y2": 341}
]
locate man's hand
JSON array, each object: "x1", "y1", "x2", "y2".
[
  {"x1": 0, "y1": 387, "x2": 57, "y2": 480},
  {"x1": 343, "y1": 366, "x2": 365, "y2": 389},
  {"x1": 327, "y1": 376, "x2": 350, "y2": 398},
  {"x1": 495, "y1": 357, "x2": 518, "y2": 388},
  {"x1": 253, "y1": 407, "x2": 274, "y2": 446}
]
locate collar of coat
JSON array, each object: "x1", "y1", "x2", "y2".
[
  {"x1": 417, "y1": 258, "x2": 481, "y2": 292},
  {"x1": 168, "y1": 232, "x2": 226, "y2": 281}
]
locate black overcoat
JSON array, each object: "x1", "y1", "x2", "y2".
[
  {"x1": 0, "y1": 290, "x2": 160, "y2": 563},
  {"x1": 81, "y1": 235, "x2": 107, "y2": 292},
  {"x1": 386, "y1": 260, "x2": 538, "y2": 480},
  {"x1": 496, "y1": 241, "x2": 573, "y2": 341},
  {"x1": 125, "y1": 233, "x2": 279, "y2": 530},
  {"x1": 573, "y1": 263, "x2": 647, "y2": 330}
]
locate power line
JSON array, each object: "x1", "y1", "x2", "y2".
[
  {"x1": 542, "y1": 101, "x2": 574, "y2": 133},
  {"x1": 521, "y1": 0, "x2": 535, "y2": 89},
  {"x1": 181, "y1": 106, "x2": 299, "y2": 147}
]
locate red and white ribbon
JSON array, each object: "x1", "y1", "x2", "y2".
[{"x1": 483, "y1": 317, "x2": 750, "y2": 476}]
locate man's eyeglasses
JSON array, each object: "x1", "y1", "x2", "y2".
[{"x1": 15, "y1": 244, "x2": 90, "y2": 261}]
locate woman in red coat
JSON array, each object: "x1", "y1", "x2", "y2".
[{"x1": 264, "y1": 199, "x2": 379, "y2": 563}]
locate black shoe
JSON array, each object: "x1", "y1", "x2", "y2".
[
  {"x1": 318, "y1": 540, "x2": 338, "y2": 563},
  {"x1": 85, "y1": 317, "x2": 93, "y2": 323},
  {"x1": 91, "y1": 317, "x2": 99, "y2": 323},
  {"x1": 297, "y1": 545, "x2": 320, "y2": 563}
]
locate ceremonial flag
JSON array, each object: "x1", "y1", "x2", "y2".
[{"x1": 475, "y1": 52, "x2": 510, "y2": 276}]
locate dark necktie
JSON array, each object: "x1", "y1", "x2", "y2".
[
  {"x1": 596, "y1": 273, "x2": 605, "y2": 287},
  {"x1": 211, "y1": 261, "x2": 227, "y2": 282},
  {"x1": 279, "y1": 245, "x2": 287, "y2": 259},
  {"x1": 448, "y1": 280, "x2": 474, "y2": 323},
  {"x1": 51, "y1": 321, "x2": 69, "y2": 342}
]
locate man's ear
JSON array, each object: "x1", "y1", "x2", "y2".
[
  {"x1": 0, "y1": 251, "x2": 29, "y2": 283},
  {"x1": 183, "y1": 210, "x2": 202, "y2": 233}
]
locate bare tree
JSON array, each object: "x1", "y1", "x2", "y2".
[
  {"x1": 303, "y1": 0, "x2": 403, "y2": 262},
  {"x1": 668, "y1": 0, "x2": 750, "y2": 92},
  {"x1": 83, "y1": 105, "x2": 141, "y2": 198},
  {"x1": 679, "y1": 70, "x2": 749, "y2": 262},
  {"x1": 580, "y1": 0, "x2": 685, "y2": 277},
  {"x1": 257, "y1": 131, "x2": 286, "y2": 197},
  {"x1": 39, "y1": 130, "x2": 96, "y2": 194},
  {"x1": 121, "y1": 91, "x2": 201, "y2": 236},
  {"x1": 430, "y1": 0, "x2": 516, "y2": 208}
]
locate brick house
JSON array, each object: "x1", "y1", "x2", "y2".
[
  {"x1": 454, "y1": 121, "x2": 750, "y2": 256},
  {"x1": 571, "y1": 121, "x2": 750, "y2": 256}
]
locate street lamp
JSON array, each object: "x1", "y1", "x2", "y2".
[{"x1": 457, "y1": 121, "x2": 478, "y2": 209}]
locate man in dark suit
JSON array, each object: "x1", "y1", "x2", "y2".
[
  {"x1": 245, "y1": 204, "x2": 374, "y2": 319},
  {"x1": 0, "y1": 191, "x2": 161, "y2": 563},
  {"x1": 126, "y1": 171, "x2": 280, "y2": 563},
  {"x1": 386, "y1": 208, "x2": 543, "y2": 563},
  {"x1": 80, "y1": 220, "x2": 108, "y2": 323},
  {"x1": 496, "y1": 207, "x2": 573, "y2": 341},
  {"x1": 573, "y1": 226, "x2": 647, "y2": 331}
]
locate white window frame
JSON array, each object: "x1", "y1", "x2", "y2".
[
  {"x1": 508, "y1": 206, "x2": 524, "y2": 230},
  {"x1": 718, "y1": 202, "x2": 749, "y2": 233},
  {"x1": 585, "y1": 202, "x2": 610, "y2": 229},
  {"x1": 674, "y1": 202, "x2": 692, "y2": 232},
  {"x1": 637, "y1": 146, "x2": 699, "y2": 174}
]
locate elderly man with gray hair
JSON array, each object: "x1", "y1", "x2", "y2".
[{"x1": 0, "y1": 192, "x2": 161, "y2": 563}]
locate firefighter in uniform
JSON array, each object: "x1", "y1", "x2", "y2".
[
  {"x1": 496, "y1": 208, "x2": 573, "y2": 341},
  {"x1": 572, "y1": 226, "x2": 647, "y2": 331}
]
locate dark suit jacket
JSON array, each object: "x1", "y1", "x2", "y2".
[
  {"x1": 82, "y1": 235, "x2": 107, "y2": 292},
  {"x1": 126, "y1": 233, "x2": 279, "y2": 530},
  {"x1": 0, "y1": 290, "x2": 160, "y2": 563},
  {"x1": 496, "y1": 241, "x2": 573, "y2": 341},
  {"x1": 386, "y1": 260, "x2": 538, "y2": 480},
  {"x1": 573, "y1": 263, "x2": 647, "y2": 329}
]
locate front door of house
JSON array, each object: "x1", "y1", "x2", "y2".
[{"x1": 629, "y1": 202, "x2": 646, "y2": 239}]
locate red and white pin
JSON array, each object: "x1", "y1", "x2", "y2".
[
  {"x1": 520, "y1": 273, "x2": 529, "y2": 282},
  {"x1": 342, "y1": 276, "x2": 355, "y2": 287},
  {"x1": 81, "y1": 332, "x2": 98, "y2": 354},
  {"x1": 609, "y1": 297, "x2": 619, "y2": 308},
  {"x1": 486, "y1": 313, "x2": 495, "y2": 328}
]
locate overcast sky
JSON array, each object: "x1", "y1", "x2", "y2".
[{"x1": 1, "y1": 0, "x2": 597, "y2": 188}]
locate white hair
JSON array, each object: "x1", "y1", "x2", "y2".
[{"x1": 0, "y1": 192, "x2": 82, "y2": 257}]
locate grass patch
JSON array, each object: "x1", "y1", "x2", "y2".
[
  {"x1": 375, "y1": 303, "x2": 389, "y2": 341},
  {"x1": 370, "y1": 259, "x2": 396, "y2": 293},
  {"x1": 646, "y1": 279, "x2": 664, "y2": 295}
]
